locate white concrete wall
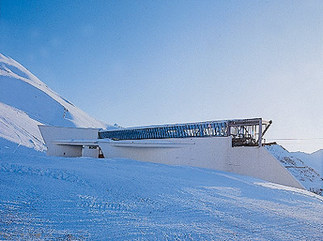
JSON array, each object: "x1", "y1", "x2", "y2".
[
  {"x1": 38, "y1": 126, "x2": 99, "y2": 157},
  {"x1": 48, "y1": 145, "x2": 83, "y2": 157},
  {"x1": 99, "y1": 137, "x2": 304, "y2": 189},
  {"x1": 227, "y1": 146, "x2": 303, "y2": 189},
  {"x1": 82, "y1": 146, "x2": 99, "y2": 158},
  {"x1": 99, "y1": 137, "x2": 231, "y2": 170}
]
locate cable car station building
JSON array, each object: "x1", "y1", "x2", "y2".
[{"x1": 38, "y1": 118, "x2": 304, "y2": 189}]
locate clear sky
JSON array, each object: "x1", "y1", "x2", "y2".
[{"x1": 1, "y1": 0, "x2": 323, "y2": 153}]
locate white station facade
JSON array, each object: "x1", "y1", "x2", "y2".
[{"x1": 38, "y1": 118, "x2": 304, "y2": 189}]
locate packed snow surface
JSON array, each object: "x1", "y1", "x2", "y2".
[
  {"x1": 0, "y1": 150, "x2": 322, "y2": 240},
  {"x1": 0, "y1": 53, "x2": 109, "y2": 150}
]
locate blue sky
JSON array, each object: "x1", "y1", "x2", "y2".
[{"x1": 1, "y1": 0, "x2": 323, "y2": 152}]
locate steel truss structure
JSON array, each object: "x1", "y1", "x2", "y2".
[{"x1": 99, "y1": 118, "x2": 272, "y2": 147}]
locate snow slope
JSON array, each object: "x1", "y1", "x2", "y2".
[
  {"x1": 0, "y1": 102, "x2": 44, "y2": 151},
  {"x1": 0, "y1": 152, "x2": 322, "y2": 240},
  {"x1": 266, "y1": 144, "x2": 323, "y2": 195},
  {"x1": 0, "y1": 53, "x2": 110, "y2": 150}
]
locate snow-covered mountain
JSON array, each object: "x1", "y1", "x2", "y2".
[
  {"x1": 266, "y1": 144, "x2": 323, "y2": 195},
  {"x1": 0, "y1": 53, "x2": 109, "y2": 151},
  {"x1": 290, "y1": 149, "x2": 323, "y2": 177}
]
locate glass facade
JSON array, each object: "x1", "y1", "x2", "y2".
[{"x1": 99, "y1": 121, "x2": 228, "y2": 140}]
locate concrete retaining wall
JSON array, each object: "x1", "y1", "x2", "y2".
[{"x1": 99, "y1": 137, "x2": 304, "y2": 189}]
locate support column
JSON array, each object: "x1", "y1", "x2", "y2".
[{"x1": 258, "y1": 119, "x2": 262, "y2": 147}]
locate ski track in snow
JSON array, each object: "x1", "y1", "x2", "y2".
[{"x1": 0, "y1": 152, "x2": 322, "y2": 240}]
